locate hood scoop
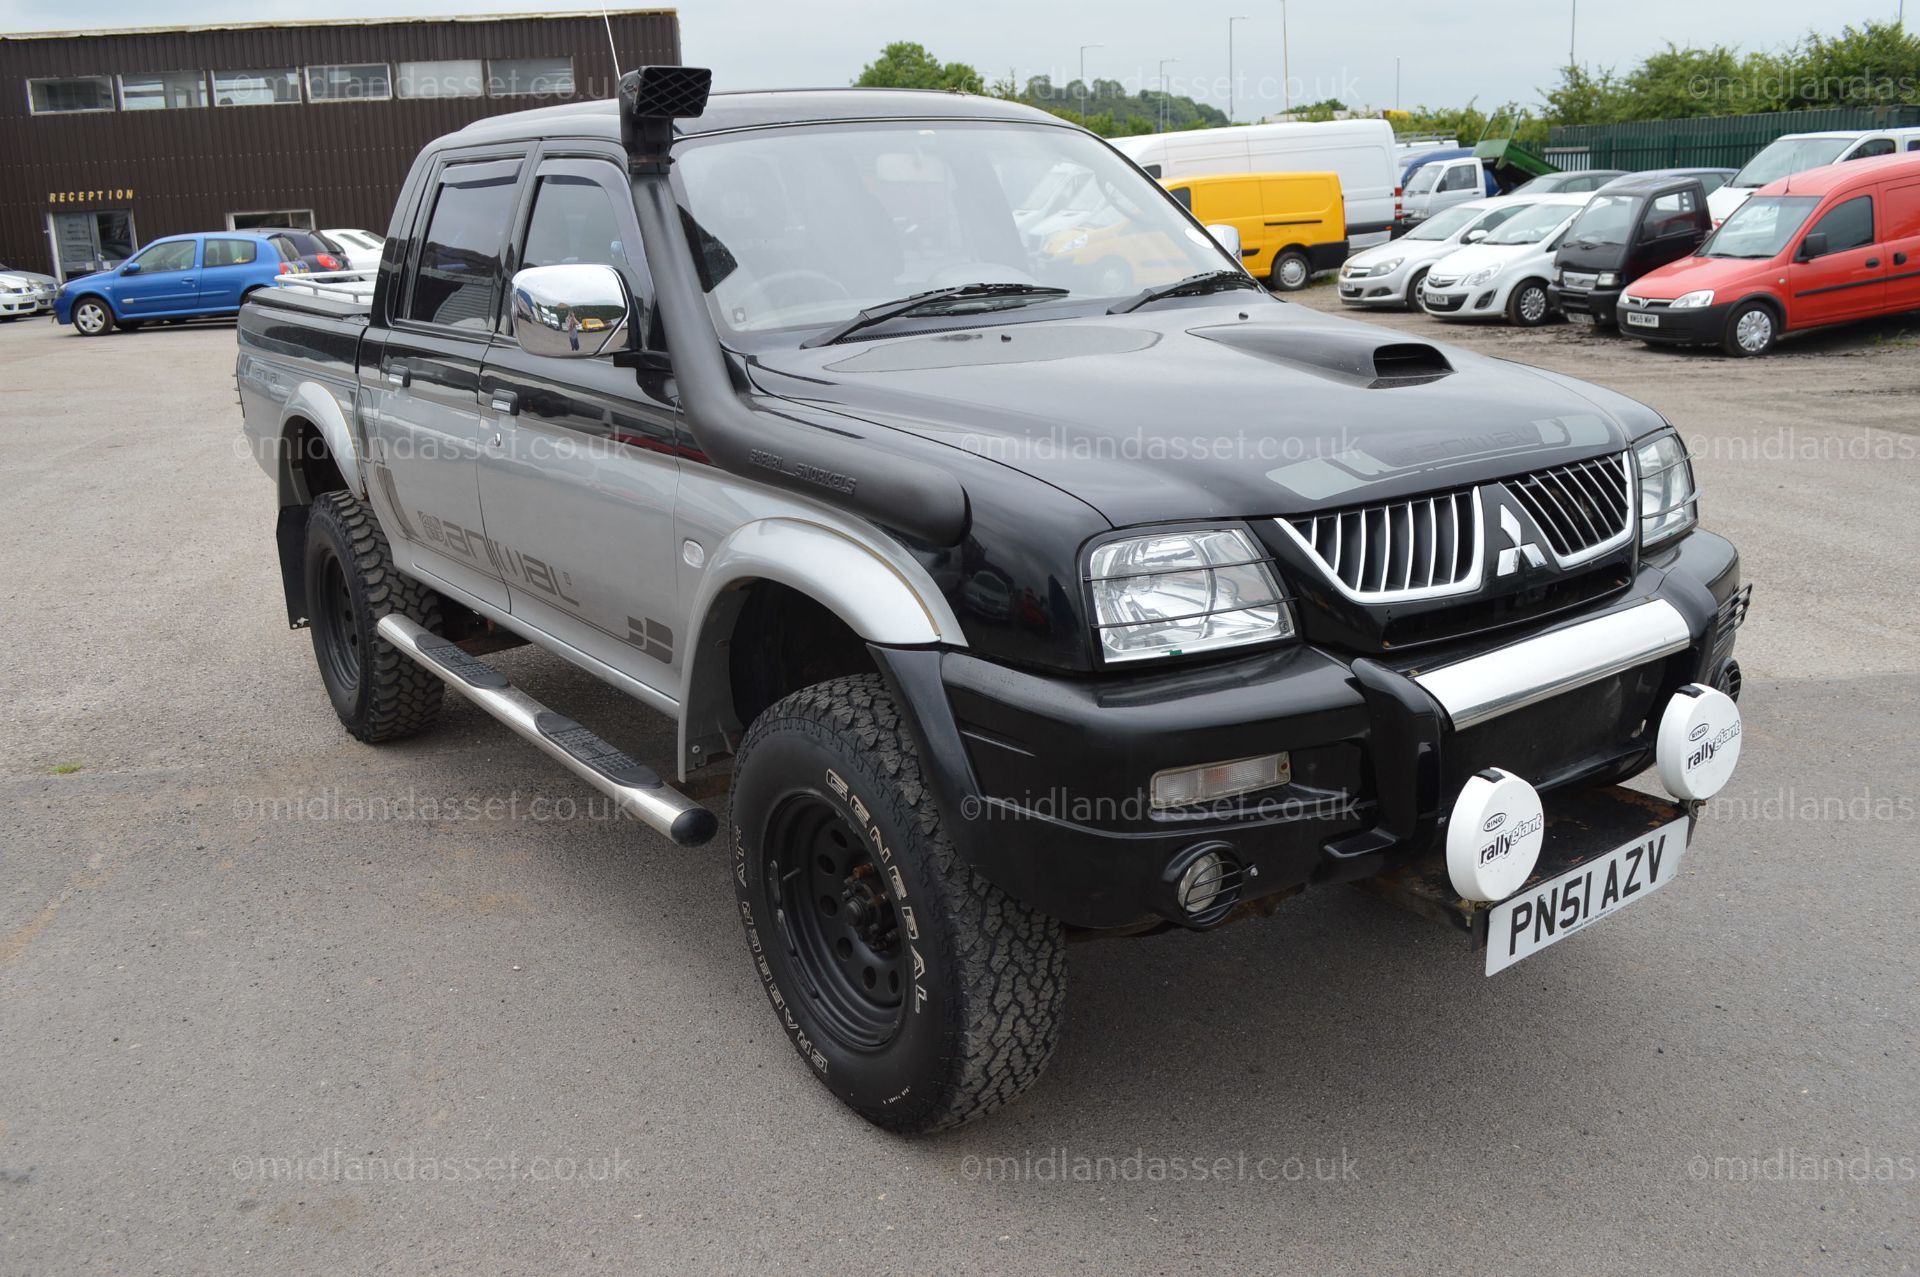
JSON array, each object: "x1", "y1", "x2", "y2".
[{"x1": 1192, "y1": 323, "x2": 1455, "y2": 389}]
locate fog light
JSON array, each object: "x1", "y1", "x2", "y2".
[
  {"x1": 1151, "y1": 753, "x2": 1289, "y2": 809},
  {"x1": 1165, "y1": 841, "x2": 1246, "y2": 921}
]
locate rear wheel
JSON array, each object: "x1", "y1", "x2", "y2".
[
  {"x1": 730, "y1": 674, "x2": 1067, "y2": 1133},
  {"x1": 71, "y1": 296, "x2": 113, "y2": 336},
  {"x1": 303, "y1": 490, "x2": 444, "y2": 742},
  {"x1": 1270, "y1": 250, "x2": 1312, "y2": 292},
  {"x1": 1722, "y1": 302, "x2": 1777, "y2": 357},
  {"x1": 1507, "y1": 279, "x2": 1552, "y2": 327}
]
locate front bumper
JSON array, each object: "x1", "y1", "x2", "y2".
[
  {"x1": 1550, "y1": 283, "x2": 1623, "y2": 325},
  {"x1": 1338, "y1": 263, "x2": 1413, "y2": 306},
  {"x1": 1420, "y1": 282, "x2": 1501, "y2": 319},
  {"x1": 874, "y1": 531, "x2": 1745, "y2": 930},
  {"x1": 0, "y1": 293, "x2": 51, "y2": 316},
  {"x1": 1615, "y1": 298, "x2": 1731, "y2": 345}
]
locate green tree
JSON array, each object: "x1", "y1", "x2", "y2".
[
  {"x1": 1788, "y1": 21, "x2": 1920, "y2": 107},
  {"x1": 854, "y1": 41, "x2": 984, "y2": 94}
]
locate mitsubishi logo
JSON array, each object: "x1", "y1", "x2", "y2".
[{"x1": 1496, "y1": 506, "x2": 1547, "y2": 577}]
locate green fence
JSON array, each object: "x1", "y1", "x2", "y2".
[{"x1": 1546, "y1": 106, "x2": 1920, "y2": 172}]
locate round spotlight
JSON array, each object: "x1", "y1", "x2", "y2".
[{"x1": 1164, "y1": 842, "x2": 1244, "y2": 925}]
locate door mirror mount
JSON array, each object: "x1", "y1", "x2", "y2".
[
  {"x1": 1798, "y1": 232, "x2": 1829, "y2": 262},
  {"x1": 1464, "y1": 229, "x2": 1488, "y2": 244},
  {"x1": 121, "y1": 261, "x2": 142, "y2": 275},
  {"x1": 509, "y1": 264, "x2": 632, "y2": 359},
  {"x1": 1205, "y1": 223, "x2": 1242, "y2": 259}
]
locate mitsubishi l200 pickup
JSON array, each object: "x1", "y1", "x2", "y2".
[{"x1": 237, "y1": 68, "x2": 1751, "y2": 1133}]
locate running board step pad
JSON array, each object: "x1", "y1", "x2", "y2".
[{"x1": 374, "y1": 614, "x2": 718, "y2": 846}]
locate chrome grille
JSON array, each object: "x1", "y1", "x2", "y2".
[
  {"x1": 1282, "y1": 489, "x2": 1483, "y2": 602},
  {"x1": 1503, "y1": 452, "x2": 1633, "y2": 565},
  {"x1": 1278, "y1": 452, "x2": 1634, "y2": 603}
]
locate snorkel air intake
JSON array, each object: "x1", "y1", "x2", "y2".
[{"x1": 618, "y1": 67, "x2": 971, "y2": 546}]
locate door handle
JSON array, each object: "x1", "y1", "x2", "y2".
[
  {"x1": 384, "y1": 366, "x2": 410, "y2": 388},
  {"x1": 1865, "y1": 258, "x2": 1881, "y2": 269},
  {"x1": 490, "y1": 389, "x2": 521, "y2": 416},
  {"x1": 1895, "y1": 253, "x2": 1909, "y2": 266}
]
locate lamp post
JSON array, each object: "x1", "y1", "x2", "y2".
[
  {"x1": 1228, "y1": 16, "x2": 1248, "y2": 124},
  {"x1": 1158, "y1": 57, "x2": 1179, "y2": 132},
  {"x1": 1569, "y1": 0, "x2": 1577, "y2": 67},
  {"x1": 1280, "y1": 0, "x2": 1292, "y2": 116},
  {"x1": 1078, "y1": 43, "x2": 1102, "y2": 121}
]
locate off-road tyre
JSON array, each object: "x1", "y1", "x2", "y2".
[
  {"x1": 729, "y1": 674, "x2": 1067, "y2": 1134},
  {"x1": 303, "y1": 490, "x2": 444, "y2": 743}
]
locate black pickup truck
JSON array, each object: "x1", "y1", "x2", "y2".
[{"x1": 238, "y1": 67, "x2": 1750, "y2": 1133}]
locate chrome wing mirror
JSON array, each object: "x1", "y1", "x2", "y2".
[{"x1": 509, "y1": 264, "x2": 632, "y2": 358}]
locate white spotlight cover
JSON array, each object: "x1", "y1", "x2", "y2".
[
  {"x1": 1446, "y1": 768, "x2": 1545, "y2": 902},
  {"x1": 1656, "y1": 683, "x2": 1742, "y2": 800}
]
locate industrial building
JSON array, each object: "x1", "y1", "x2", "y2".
[{"x1": 0, "y1": 9, "x2": 680, "y2": 281}]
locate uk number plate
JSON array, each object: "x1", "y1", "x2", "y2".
[
  {"x1": 1624, "y1": 311, "x2": 1660, "y2": 328},
  {"x1": 1485, "y1": 818, "x2": 1689, "y2": 975}
]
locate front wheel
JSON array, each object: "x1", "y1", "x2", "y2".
[
  {"x1": 730, "y1": 675, "x2": 1067, "y2": 1133},
  {"x1": 1403, "y1": 267, "x2": 1429, "y2": 311},
  {"x1": 1507, "y1": 279, "x2": 1552, "y2": 327},
  {"x1": 1722, "y1": 302, "x2": 1777, "y2": 357},
  {"x1": 1270, "y1": 250, "x2": 1312, "y2": 292},
  {"x1": 71, "y1": 297, "x2": 113, "y2": 336}
]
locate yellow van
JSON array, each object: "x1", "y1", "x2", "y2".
[{"x1": 1161, "y1": 172, "x2": 1347, "y2": 291}]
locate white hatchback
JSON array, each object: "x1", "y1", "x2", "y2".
[
  {"x1": 1418, "y1": 192, "x2": 1593, "y2": 327},
  {"x1": 1339, "y1": 197, "x2": 1543, "y2": 311}
]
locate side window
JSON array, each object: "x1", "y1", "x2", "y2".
[
  {"x1": 1807, "y1": 195, "x2": 1874, "y2": 253},
  {"x1": 405, "y1": 158, "x2": 522, "y2": 330},
  {"x1": 1141, "y1": 163, "x2": 1162, "y2": 179},
  {"x1": 132, "y1": 241, "x2": 197, "y2": 272},
  {"x1": 522, "y1": 174, "x2": 632, "y2": 273},
  {"x1": 1909, "y1": 139, "x2": 1920, "y2": 152},
  {"x1": 1439, "y1": 164, "x2": 1476, "y2": 193},
  {"x1": 204, "y1": 238, "x2": 258, "y2": 268},
  {"x1": 1644, "y1": 190, "x2": 1700, "y2": 238},
  {"x1": 1167, "y1": 186, "x2": 1192, "y2": 211},
  {"x1": 1850, "y1": 138, "x2": 1895, "y2": 160}
]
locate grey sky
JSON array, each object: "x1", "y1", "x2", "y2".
[{"x1": 0, "y1": 0, "x2": 1906, "y2": 118}]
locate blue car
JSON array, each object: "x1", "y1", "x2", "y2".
[{"x1": 55, "y1": 232, "x2": 297, "y2": 336}]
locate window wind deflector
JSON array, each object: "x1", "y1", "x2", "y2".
[
  {"x1": 1107, "y1": 269, "x2": 1261, "y2": 314},
  {"x1": 801, "y1": 282, "x2": 1069, "y2": 348}
]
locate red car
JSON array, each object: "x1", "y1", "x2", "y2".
[{"x1": 1616, "y1": 152, "x2": 1920, "y2": 356}]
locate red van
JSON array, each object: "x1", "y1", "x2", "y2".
[{"x1": 1616, "y1": 152, "x2": 1920, "y2": 355}]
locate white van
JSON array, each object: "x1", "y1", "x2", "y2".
[
  {"x1": 1707, "y1": 127, "x2": 1920, "y2": 224},
  {"x1": 1112, "y1": 119, "x2": 1398, "y2": 246}
]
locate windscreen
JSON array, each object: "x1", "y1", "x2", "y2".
[
  {"x1": 1730, "y1": 137, "x2": 1852, "y2": 189},
  {"x1": 1702, "y1": 195, "x2": 1821, "y2": 259},
  {"x1": 673, "y1": 120, "x2": 1230, "y2": 335},
  {"x1": 1563, "y1": 194, "x2": 1637, "y2": 247},
  {"x1": 1406, "y1": 202, "x2": 1500, "y2": 241},
  {"x1": 1482, "y1": 202, "x2": 1576, "y2": 245}
]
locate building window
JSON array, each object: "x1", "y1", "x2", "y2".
[
  {"x1": 397, "y1": 60, "x2": 484, "y2": 99},
  {"x1": 27, "y1": 76, "x2": 115, "y2": 114},
  {"x1": 305, "y1": 64, "x2": 391, "y2": 103},
  {"x1": 213, "y1": 69, "x2": 301, "y2": 106},
  {"x1": 487, "y1": 57, "x2": 574, "y2": 97},
  {"x1": 228, "y1": 210, "x2": 316, "y2": 232},
  {"x1": 119, "y1": 71, "x2": 209, "y2": 111}
]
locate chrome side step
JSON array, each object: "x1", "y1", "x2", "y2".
[{"x1": 375, "y1": 614, "x2": 718, "y2": 847}]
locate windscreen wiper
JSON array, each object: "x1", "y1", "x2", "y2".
[
  {"x1": 802, "y1": 282, "x2": 1069, "y2": 347},
  {"x1": 1107, "y1": 269, "x2": 1263, "y2": 314}
]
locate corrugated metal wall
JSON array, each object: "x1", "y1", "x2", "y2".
[
  {"x1": 0, "y1": 11, "x2": 679, "y2": 277},
  {"x1": 1547, "y1": 106, "x2": 1920, "y2": 171}
]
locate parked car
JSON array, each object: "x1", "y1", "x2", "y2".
[
  {"x1": 0, "y1": 268, "x2": 56, "y2": 319},
  {"x1": 260, "y1": 229, "x2": 351, "y2": 274},
  {"x1": 1507, "y1": 169, "x2": 1628, "y2": 195},
  {"x1": 1708, "y1": 128, "x2": 1920, "y2": 226},
  {"x1": 1162, "y1": 172, "x2": 1346, "y2": 290},
  {"x1": 321, "y1": 228, "x2": 385, "y2": 271},
  {"x1": 1396, "y1": 148, "x2": 1498, "y2": 228},
  {"x1": 1551, "y1": 174, "x2": 1712, "y2": 329},
  {"x1": 1597, "y1": 167, "x2": 1734, "y2": 196},
  {"x1": 1419, "y1": 192, "x2": 1593, "y2": 325},
  {"x1": 54, "y1": 232, "x2": 294, "y2": 336},
  {"x1": 1619, "y1": 152, "x2": 1920, "y2": 356},
  {"x1": 1113, "y1": 118, "x2": 1398, "y2": 245},
  {"x1": 238, "y1": 71, "x2": 1747, "y2": 1133},
  {"x1": 1338, "y1": 196, "x2": 1539, "y2": 309}
]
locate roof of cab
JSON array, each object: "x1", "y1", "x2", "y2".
[
  {"x1": 445, "y1": 87, "x2": 1068, "y2": 148},
  {"x1": 1761, "y1": 149, "x2": 1920, "y2": 198}
]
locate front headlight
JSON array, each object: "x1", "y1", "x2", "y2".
[
  {"x1": 1671, "y1": 289, "x2": 1715, "y2": 309},
  {"x1": 1371, "y1": 257, "x2": 1404, "y2": 275},
  {"x1": 1636, "y1": 433, "x2": 1698, "y2": 548},
  {"x1": 1088, "y1": 528, "x2": 1294, "y2": 663},
  {"x1": 1464, "y1": 266, "x2": 1500, "y2": 287},
  {"x1": 1596, "y1": 272, "x2": 1622, "y2": 288}
]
